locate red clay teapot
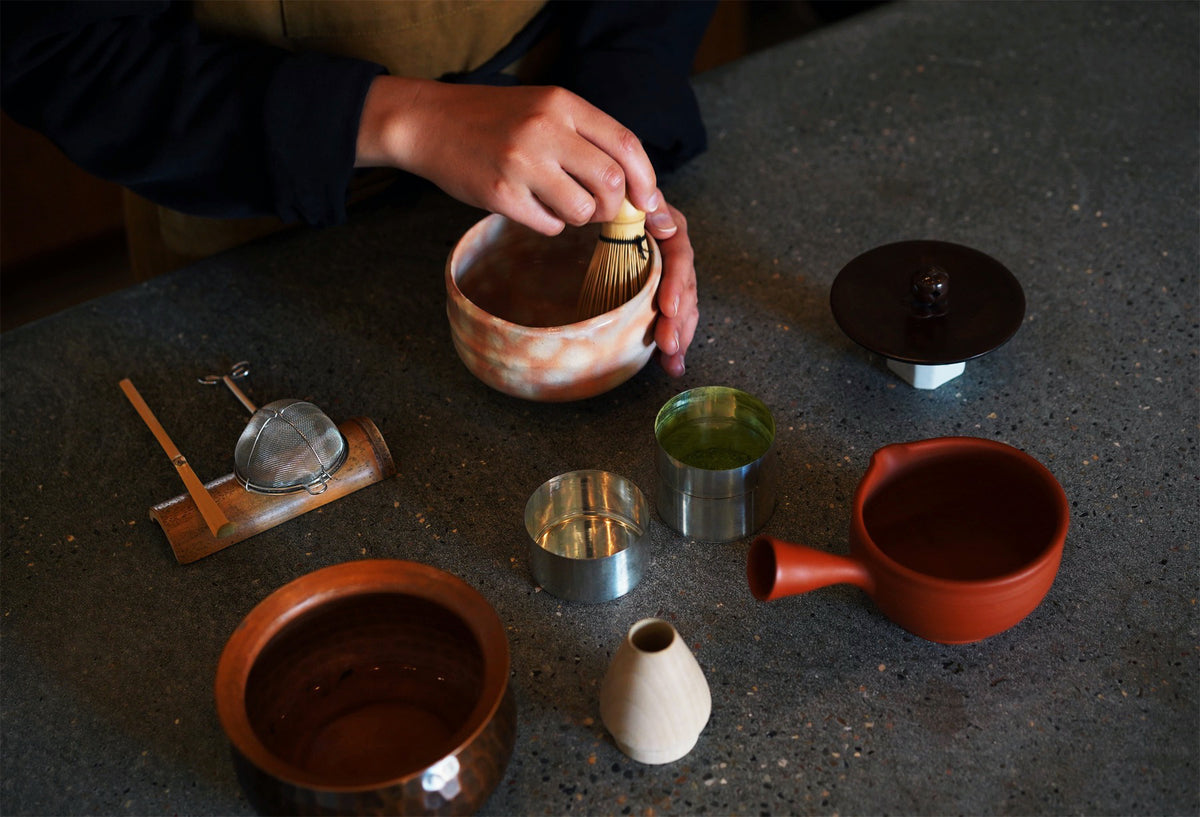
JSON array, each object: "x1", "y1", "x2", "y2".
[{"x1": 748, "y1": 437, "x2": 1070, "y2": 644}]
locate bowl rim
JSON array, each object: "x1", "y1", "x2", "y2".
[
  {"x1": 213, "y1": 558, "x2": 511, "y2": 793},
  {"x1": 524, "y1": 469, "x2": 650, "y2": 561},
  {"x1": 445, "y1": 213, "x2": 662, "y2": 337}
]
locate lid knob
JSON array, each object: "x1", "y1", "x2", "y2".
[{"x1": 911, "y1": 265, "x2": 949, "y2": 315}]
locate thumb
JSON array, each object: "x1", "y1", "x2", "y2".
[{"x1": 644, "y1": 196, "x2": 678, "y2": 238}]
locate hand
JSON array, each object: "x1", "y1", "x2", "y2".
[
  {"x1": 355, "y1": 77, "x2": 661, "y2": 235},
  {"x1": 645, "y1": 196, "x2": 699, "y2": 377}
]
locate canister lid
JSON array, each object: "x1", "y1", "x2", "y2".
[{"x1": 829, "y1": 240, "x2": 1025, "y2": 365}]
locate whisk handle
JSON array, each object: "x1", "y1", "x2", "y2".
[
  {"x1": 613, "y1": 197, "x2": 645, "y2": 225},
  {"x1": 601, "y1": 198, "x2": 647, "y2": 241}
]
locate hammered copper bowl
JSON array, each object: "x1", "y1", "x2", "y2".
[
  {"x1": 214, "y1": 559, "x2": 516, "y2": 816},
  {"x1": 446, "y1": 214, "x2": 661, "y2": 401}
]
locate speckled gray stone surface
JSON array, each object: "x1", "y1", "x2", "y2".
[{"x1": 2, "y1": 2, "x2": 1196, "y2": 815}]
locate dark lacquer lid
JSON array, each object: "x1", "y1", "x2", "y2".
[{"x1": 829, "y1": 240, "x2": 1025, "y2": 365}]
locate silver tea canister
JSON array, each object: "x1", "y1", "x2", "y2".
[
  {"x1": 655, "y1": 387, "x2": 777, "y2": 542},
  {"x1": 525, "y1": 470, "x2": 649, "y2": 602}
]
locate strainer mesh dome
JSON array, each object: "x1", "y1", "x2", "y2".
[{"x1": 234, "y1": 399, "x2": 348, "y2": 493}]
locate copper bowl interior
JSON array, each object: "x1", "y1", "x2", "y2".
[
  {"x1": 217, "y1": 560, "x2": 511, "y2": 794},
  {"x1": 246, "y1": 594, "x2": 484, "y2": 787}
]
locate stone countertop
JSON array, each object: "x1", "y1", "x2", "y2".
[{"x1": 2, "y1": 1, "x2": 1196, "y2": 815}]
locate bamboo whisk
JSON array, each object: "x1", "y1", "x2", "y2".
[{"x1": 577, "y1": 198, "x2": 649, "y2": 320}]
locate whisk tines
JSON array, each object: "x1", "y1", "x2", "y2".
[{"x1": 577, "y1": 198, "x2": 649, "y2": 321}]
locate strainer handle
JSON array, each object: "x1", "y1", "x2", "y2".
[{"x1": 199, "y1": 361, "x2": 257, "y2": 414}]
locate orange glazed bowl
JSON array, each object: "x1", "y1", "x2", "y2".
[
  {"x1": 446, "y1": 214, "x2": 661, "y2": 402},
  {"x1": 214, "y1": 560, "x2": 516, "y2": 816}
]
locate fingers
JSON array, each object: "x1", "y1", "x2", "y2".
[
  {"x1": 504, "y1": 93, "x2": 657, "y2": 229},
  {"x1": 488, "y1": 174, "x2": 569, "y2": 236},
  {"x1": 514, "y1": 197, "x2": 567, "y2": 236},
  {"x1": 493, "y1": 87, "x2": 657, "y2": 227},
  {"x1": 530, "y1": 143, "x2": 624, "y2": 227},
  {"x1": 646, "y1": 203, "x2": 678, "y2": 242},
  {"x1": 649, "y1": 199, "x2": 694, "y2": 322},
  {"x1": 647, "y1": 200, "x2": 698, "y2": 376},
  {"x1": 571, "y1": 97, "x2": 658, "y2": 217}
]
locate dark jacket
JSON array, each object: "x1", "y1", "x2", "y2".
[{"x1": 1, "y1": 0, "x2": 713, "y2": 227}]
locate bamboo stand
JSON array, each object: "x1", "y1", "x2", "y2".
[{"x1": 150, "y1": 417, "x2": 396, "y2": 564}]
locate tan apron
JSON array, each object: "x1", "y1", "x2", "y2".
[{"x1": 125, "y1": 0, "x2": 548, "y2": 279}]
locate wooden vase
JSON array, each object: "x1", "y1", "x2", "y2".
[{"x1": 599, "y1": 618, "x2": 711, "y2": 765}]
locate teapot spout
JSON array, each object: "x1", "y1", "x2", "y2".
[{"x1": 747, "y1": 536, "x2": 873, "y2": 601}]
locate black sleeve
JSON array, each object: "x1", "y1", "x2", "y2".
[
  {"x1": 0, "y1": 0, "x2": 385, "y2": 226},
  {"x1": 550, "y1": 0, "x2": 716, "y2": 174}
]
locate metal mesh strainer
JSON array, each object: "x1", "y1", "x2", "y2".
[
  {"x1": 234, "y1": 398, "x2": 348, "y2": 494},
  {"x1": 201, "y1": 362, "x2": 348, "y2": 495}
]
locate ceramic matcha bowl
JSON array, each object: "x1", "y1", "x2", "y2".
[{"x1": 446, "y1": 215, "x2": 661, "y2": 402}]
